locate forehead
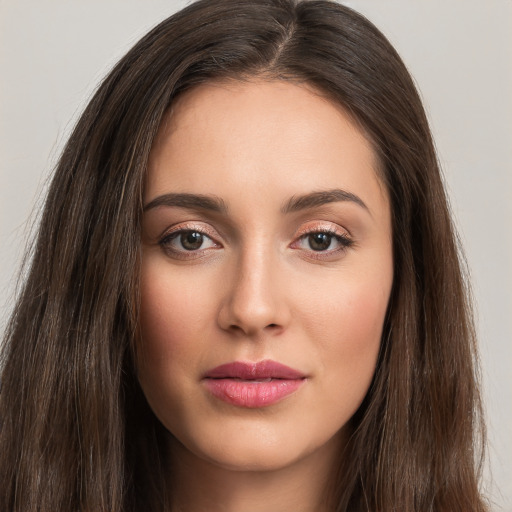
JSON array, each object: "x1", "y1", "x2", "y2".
[{"x1": 146, "y1": 79, "x2": 387, "y2": 216}]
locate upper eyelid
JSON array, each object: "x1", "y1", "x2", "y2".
[
  {"x1": 293, "y1": 227, "x2": 353, "y2": 245},
  {"x1": 294, "y1": 221, "x2": 350, "y2": 238},
  {"x1": 156, "y1": 220, "x2": 352, "y2": 244},
  {"x1": 159, "y1": 222, "x2": 220, "y2": 241},
  {"x1": 158, "y1": 226, "x2": 220, "y2": 258}
]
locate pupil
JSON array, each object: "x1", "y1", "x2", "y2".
[
  {"x1": 181, "y1": 231, "x2": 203, "y2": 250},
  {"x1": 309, "y1": 233, "x2": 331, "y2": 251}
]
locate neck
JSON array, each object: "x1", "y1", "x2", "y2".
[{"x1": 167, "y1": 434, "x2": 344, "y2": 512}]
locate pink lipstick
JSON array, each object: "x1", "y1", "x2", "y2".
[{"x1": 203, "y1": 360, "x2": 306, "y2": 408}]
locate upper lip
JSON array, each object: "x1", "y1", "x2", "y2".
[{"x1": 203, "y1": 360, "x2": 306, "y2": 380}]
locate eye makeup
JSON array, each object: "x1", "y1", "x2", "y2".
[
  {"x1": 158, "y1": 222, "x2": 222, "y2": 260},
  {"x1": 156, "y1": 219, "x2": 354, "y2": 262},
  {"x1": 290, "y1": 221, "x2": 354, "y2": 261}
]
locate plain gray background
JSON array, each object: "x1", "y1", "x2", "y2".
[{"x1": 0, "y1": 1, "x2": 511, "y2": 510}]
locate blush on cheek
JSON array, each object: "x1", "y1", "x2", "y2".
[
  {"x1": 138, "y1": 270, "x2": 180, "y2": 365},
  {"x1": 310, "y1": 279, "x2": 389, "y2": 340},
  {"x1": 138, "y1": 263, "x2": 216, "y2": 371},
  {"x1": 349, "y1": 289, "x2": 389, "y2": 340}
]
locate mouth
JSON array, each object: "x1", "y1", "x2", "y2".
[{"x1": 202, "y1": 360, "x2": 307, "y2": 408}]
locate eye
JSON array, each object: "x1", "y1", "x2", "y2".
[
  {"x1": 159, "y1": 228, "x2": 220, "y2": 258},
  {"x1": 299, "y1": 231, "x2": 352, "y2": 251},
  {"x1": 291, "y1": 226, "x2": 354, "y2": 257},
  {"x1": 305, "y1": 232, "x2": 339, "y2": 251}
]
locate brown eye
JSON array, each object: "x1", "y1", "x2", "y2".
[
  {"x1": 308, "y1": 233, "x2": 333, "y2": 251},
  {"x1": 159, "y1": 229, "x2": 218, "y2": 257},
  {"x1": 291, "y1": 227, "x2": 354, "y2": 258},
  {"x1": 181, "y1": 231, "x2": 204, "y2": 250}
]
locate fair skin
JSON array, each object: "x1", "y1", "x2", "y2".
[{"x1": 138, "y1": 80, "x2": 393, "y2": 512}]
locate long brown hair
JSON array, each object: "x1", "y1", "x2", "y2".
[{"x1": 0, "y1": 1, "x2": 487, "y2": 510}]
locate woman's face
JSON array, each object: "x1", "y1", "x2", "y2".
[{"x1": 138, "y1": 80, "x2": 393, "y2": 473}]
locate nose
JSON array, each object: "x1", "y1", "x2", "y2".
[{"x1": 217, "y1": 247, "x2": 290, "y2": 337}]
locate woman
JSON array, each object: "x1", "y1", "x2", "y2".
[{"x1": 0, "y1": 0, "x2": 487, "y2": 511}]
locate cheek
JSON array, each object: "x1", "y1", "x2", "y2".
[
  {"x1": 296, "y1": 266, "x2": 391, "y2": 400},
  {"x1": 138, "y1": 260, "x2": 209, "y2": 359},
  {"x1": 299, "y1": 266, "x2": 390, "y2": 346},
  {"x1": 138, "y1": 278, "x2": 183, "y2": 367},
  {"x1": 136, "y1": 258, "x2": 216, "y2": 403},
  {"x1": 136, "y1": 259, "x2": 220, "y2": 432}
]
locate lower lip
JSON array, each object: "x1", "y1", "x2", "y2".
[{"x1": 203, "y1": 378, "x2": 305, "y2": 408}]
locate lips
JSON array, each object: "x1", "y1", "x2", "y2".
[{"x1": 203, "y1": 360, "x2": 306, "y2": 408}]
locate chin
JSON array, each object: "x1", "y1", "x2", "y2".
[{"x1": 168, "y1": 416, "x2": 344, "y2": 474}]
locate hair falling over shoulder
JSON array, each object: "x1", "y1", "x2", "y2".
[{"x1": 0, "y1": 0, "x2": 488, "y2": 510}]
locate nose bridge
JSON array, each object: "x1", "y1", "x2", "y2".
[
  {"x1": 238, "y1": 244, "x2": 274, "y2": 307},
  {"x1": 218, "y1": 238, "x2": 286, "y2": 336}
]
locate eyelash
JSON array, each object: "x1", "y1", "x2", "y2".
[
  {"x1": 158, "y1": 224, "x2": 354, "y2": 260},
  {"x1": 291, "y1": 226, "x2": 354, "y2": 259},
  {"x1": 158, "y1": 224, "x2": 220, "y2": 260}
]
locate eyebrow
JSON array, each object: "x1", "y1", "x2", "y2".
[
  {"x1": 281, "y1": 189, "x2": 369, "y2": 214},
  {"x1": 143, "y1": 188, "x2": 368, "y2": 216},
  {"x1": 143, "y1": 193, "x2": 228, "y2": 213}
]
